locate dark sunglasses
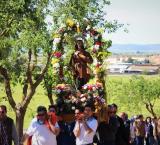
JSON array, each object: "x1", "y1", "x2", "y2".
[
  {"x1": 49, "y1": 109, "x2": 55, "y2": 112},
  {"x1": 0, "y1": 111, "x2": 5, "y2": 114},
  {"x1": 75, "y1": 113, "x2": 80, "y2": 115},
  {"x1": 108, "y1": 111, "x2": 116, "y2": 114},
  {"x1": 37, "y1": 113, "x2": 45, "y2": 117}
]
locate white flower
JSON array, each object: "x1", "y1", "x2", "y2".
[
  {"x1": 72, "y1": 106, "x2": 75, "y2": 110},
  {"x1": 54, "y1": 38, "x2": 61, "y2": 44},
  {"x1": 94, "y1": 35, "x2": 99, "y2": 40},
  {"x1": 101, "y1": 98, "x2": 105, "y2": 103},
  {"x1": 86, "y1": 33, "x2": 90, "y2": 40},
  {"x1": 57, "y1": 89, "x2": 61, "y2": 93},
  {"x1": 64, "y1": 77, "x2": 68, "y2": 81},
  {"x1": 81, "y1": 97, "x2": 86, "y2": 102},
  {"x1": 93, "y1": 59, "x2": 98, "y2": 66},
  {"x1": 92, "y1": 86, "x2": 96, "y2": 91},
  {"x1": 64, "y1": 33, "x2": 67, "y2": 37},
  {"x1": 52, "y1": 45, "x2": 57, "y2": 51},
  {"x1": 60, "y1": 23, "x2": 66, "y2": 28},
  {"x1": 53, "y1": 63, "x2": 60, "y2": 68},
  {"x1": 94, "y1": 44, "x2": 100, "y2": 50},
  {"x1": 93, "y1": 95, "x2": 97, "y2": 99},
  {"x1": 83, "y1": 85, "x2": 88, "y2": 90},
  {"x1": 62, "y1": 54, "x2": 66, "y2": 59},
  {"x1": 86, "y1": 25, "x2": 91, "y2": 30}
]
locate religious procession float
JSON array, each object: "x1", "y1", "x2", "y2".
[{"x1": 51, "y1": 18, "x2": 111, "y2": 121}]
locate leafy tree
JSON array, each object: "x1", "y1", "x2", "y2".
[
  {"x1": 0, "y1": 0, "x2": 51, "y2": 139},
  {"x1": 107, "y1": 76, "x2": 160, "y2": 117},
  {"x1": 128, "y1": 76, "x2": 160, "y2": 117}
]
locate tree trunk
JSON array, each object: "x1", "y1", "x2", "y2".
[
  {"x1": 145, "y1": 102, "x2": 157, "y2": 118},
  {"x1": 15, "y1": 109, "x2": 26, "y2": 142},
  {"x1": 1, "y1": 52, "x2": 51, "y2": 142}
]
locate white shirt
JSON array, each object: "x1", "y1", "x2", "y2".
[
  {"x1": 74, "y1": 117, "x2": 98, "y2": 145},
  {"x1": 130, "y1": 123, "x2": 136, "y2": 139},
  {"x1": 26, "y1": 118, "x2": 59, "y2": 145}
]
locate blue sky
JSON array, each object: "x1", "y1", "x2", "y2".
[{"x1": 105, "y1": 0, "x2": 160, "y2": 44}]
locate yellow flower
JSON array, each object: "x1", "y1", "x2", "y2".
[
  {"x1": 66, "y1": 19, "x2": 75, "y2": 27},
  {"x1": 95, "y1": 67, "x2": 102, "y2": 73},
  {"x1": 52, "y1": 33, "x2": 61, "y2": 38},
  {"x1": 51, "y1": 58, "x2": 59, "y2": 65},
  {"x1": 77, "y1": 22, "x2": 81, "y2": 33},
  {"x1": 97, "y1": 28, "x2": 105, "y2": 34}
]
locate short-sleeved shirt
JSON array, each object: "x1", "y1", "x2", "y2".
[
  {"x1": 73, "y1": 117, "x2": 98, "y2": 145},
  {"x1": 26, "y1": 118, "x2": 59, "y2": 145}
]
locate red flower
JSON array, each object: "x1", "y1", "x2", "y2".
[
  {"x1": 53, "y1": 51, "x2": 62, "y2": 58},
  {"x1": 95, "y1": 41, "x2": 102, "y2": 46},
  {"x1": 87, "y1": 85, "x2": 93, "y2": 91},
  {"x1": 96, "y1": 63, "x2": 102, "y2": 68}
]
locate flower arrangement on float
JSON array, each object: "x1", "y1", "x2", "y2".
[
  {"x1": 52, "y1": 82, "x2": 106, "y2": 114},
  {"x1": 50, "y1": 17, "x2": 110, "y2": 118}
]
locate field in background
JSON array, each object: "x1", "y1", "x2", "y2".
[
  {"x1": 0, "y1": 74, "x2": 160, "y2": 129},
  {"x1": 107, "y1": 74, "x2": 160, "y2": 117}
]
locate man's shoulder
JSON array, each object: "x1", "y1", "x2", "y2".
[
  {"x1": 6, "y1": 117, "x2": 13, "y2": 123},
  {"x1": 89, "y1": 117, "x2": 98, "y2": 124},
  {"x1": 110, "y1": 116, "x2": 117, "y2": 121},
  {"x1": 29, "y1": 118, "x2": 38, "y2": 127},
  {"x1": 31, "y1": 117, "x2": 37, "y2": 122},
  {"x1": 110, "y1": 116, "x2": 119, "y2": 124},
  {"x1": 116, "y1": 115, "x2": 124, "y2": 123}
]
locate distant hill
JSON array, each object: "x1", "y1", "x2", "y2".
[{"x1": 108, "y1": 44, "x2": 160, "y2": 54}]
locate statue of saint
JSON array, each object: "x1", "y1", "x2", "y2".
[{"x1": 70, "y1": 37, "x2": 93, "y2": 90}]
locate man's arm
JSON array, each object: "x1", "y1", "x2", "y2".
[
  {"x1": 20, "y1": 133, "x2": 30, "y2": 145},
  {"x1": 49, "y1": 122, "x2": 60, "y2": 135},
  {"x1": 20, "y1": 118, "x2": 36, "y2": 145},
  {"x1": 82, "y1": 120, "x2": 93, "y2": 134},
  {"x1": 73, "y1": 121, "x2": 81, "y2": 137},
  {"x1": 83, "y1": 119, "x2": 98, "y2": 134},
  {"x1": 12, "y1": 123, "x2": 19, "y2": 145}
]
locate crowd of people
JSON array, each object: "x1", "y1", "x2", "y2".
[{"x1": 0, "y1": 104, "x2": 160, "y2": 145}]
